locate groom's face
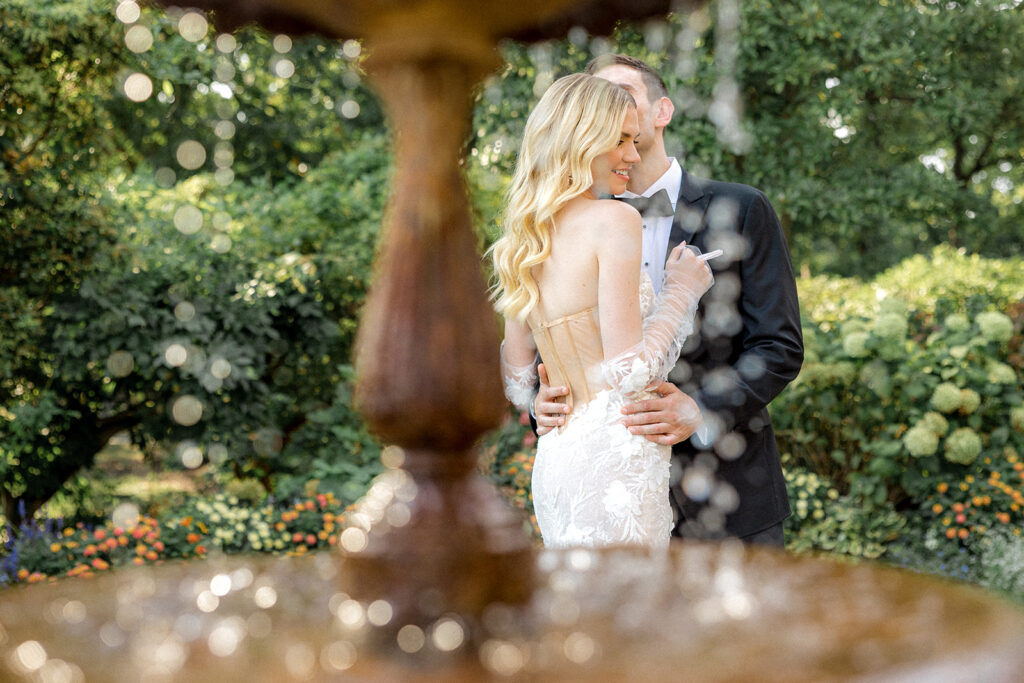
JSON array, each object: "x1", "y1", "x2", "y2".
[{"x1": 592, "y1": 65, "x2": 657, "y2": 156}]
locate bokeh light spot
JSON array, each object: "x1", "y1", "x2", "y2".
[
  {"x1": 171, "y1": 395, "x2": 204, "y2": 426},
  {"x1": 180, "y1": 444, "x2": 203, "y2": 469},
  {"x1": 431, "y1": 618, "x2": 465, "y2": 652},
  {"x1": 174, "y1": 301, "x2": 196, "y2": 321},
  {"x1": 339, "y1": 100, "x2": 360, "y2": 119},
  {"x1": 111, "y1": 502, "x2": 140, "y2": 530},
  {"x1": 106, "y1": 350, "x2": 135, "y2": 377},
  {"x1": 396, "y1": 625, "x2": 424, "y2": 653},
  {"x1": 164, "y1": 343, "x2": 188, "y2": 367},
  {"x1": 210, "y1": 234, "x2": 233, "y2": 253},
  {"x1": 115, "y1": 1, "x2": 140, "y2": 24},
  {"x1": 173, "y1": 205, "x2": 203, "y2": 234},
  {"x1": 124, "y1": 25, "x2": 153, "y2": 53},
  {"x1": 342, "y1": 39, "x2": 361, "y2": 59},
  {"x1": 175, "y1": 140, "x2": 207, "y2": 170},
  {"x1": 272, "y1": 34, "x2": 292, "y2": 53},
  {"x1": 178, "y1": 12, "x2": 209, "y2": 42},
  {"x1": 123, "y1": 73, "x2": 153, "y2": 102},
  {"x1": 210, "y1": 357, "x2": 232, "y2": 379},
  {"x1": 215, "y1": 33, "x2": 237, "y2": 53},
  {"x1": 273, "y1": 58, "x2": 295, "y2": 78}
]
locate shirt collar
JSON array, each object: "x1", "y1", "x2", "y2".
[{"x1": 619, "y1": 158, "x2": 682, "y2": 209}]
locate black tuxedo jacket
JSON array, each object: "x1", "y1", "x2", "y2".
[{"x1": 665, "y1": 170, "x2": 803, "y2": 539}]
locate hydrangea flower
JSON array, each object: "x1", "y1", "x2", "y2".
[
  {"x1": 873, "y1": 313, "x2": 908, "y2": 342},
  {"x1": 878, "y1": 298, "x2": 907, "y2": 317},
  {"x1": 958, "y1": 388, "x2": 981, "y2": 415},
  {"x1": 987, "y1": 361, "x2": 1017, "y2": 385},
  {"x1": 1011, "y1": 406, "x2": 1024, "y2": 433},
  {"x1": 842, "y1": 331, "x2": 871, "y2": 358},
  {"x1": 976, "y1": 311, "x2": 1013, "y2": 344},
  {"x1": 920, "y1": 411, "x2": 949, "y2": 437},
  {"x1": 944, "y1": 314, "x2": 970, "y2": 333},
  {"x1": 944, "y1": 427, "x2": 982, "y2": 465},
  {"x1": 904, "y1": 424, "x2": 939, "y2": 458},
  {"x1": 931, "y1": 382, "x2": 962, "y2": 413}
]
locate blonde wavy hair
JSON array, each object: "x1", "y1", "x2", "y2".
[{"x1": 490, "y1": 73, "x2": 635, "y2": 321}]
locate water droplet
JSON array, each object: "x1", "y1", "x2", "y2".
[
  {"x1": 124, "y1": 25, "x2": 153, "y2": 53},
  {"x1": 164, "y1": 343, "x2": 188, "y2": 367},
  {"x1": 563, "y1": 631, "x2": 596, "y2": 663},
  {"x1": 321, "y1": 641, "x2": 357, "y2": 671},
  {"x1": 396, "y1": 625, "x2": 424, "y2": 653},
  {"x1": 180, "y1": 444, "x2": 203, "y2": 469},
  {"x1": 178, "y1": 12, "x2": 208, "y2": 42},
  {"x1": 253, "y1": 586, "x2": 277, "y2": 609},
  {"x1": 208, "y1": 443, "x2": 228, "y2": 465},
  {"x1": 342, "y1": 39, "x2": 361, "y2": 59},
  {"x1": 111, "y1": 502, "x2": 140, "y2": 530},
  {"x1": 284, "y1": 643, "x2": 315, "y2": 679},
  {"x1": 272, "y1": 34, "x2": 292, "y2": 53},
  {"x1": 366, "y1": 600, "x2": 394, "y2": 627},
  {"x1": 123, "y1": 72, "x2": 153, "y2": 102},
  {"x1": 155, "y1": 167, "x2": 176, "y2": 187},
  {"x1": 174, "y1": 301, "x2": 196, "y2": 321},
  {"x1": 338, "y1": 100, "x2": 360, "y2": 119},
  {"x1": 215, "y1": 33, "x2": 236, "y2": 53},
  {"x1": 431, "y1": 618, "x2": 465, "y2": 652},
  {"x1": 208, "y1": 620, "x2": 242, "y2": 657},
  {"x1": 210, "y1": 357, "x2": 232, "y2": 379},
  {"x1": 210, "y1": 574, "x2": 231, "y2": 597},
  {"x1": 115, "y1": 1, "x2": 140, "y2": 24},
  {"x1": 380, "y1": 445, "x2": 404, "y2": 469},
  {"x1": 210, "y1": 233, "x2": 232, "y2": 253},
  {"x1": 272, "y1": 58, "x2": 295, "y2": 78},
  {"x1": 171, "y1": 395, "x2": 204, "y2": 426},
  {"x1": 176, "y1": 140, "x2": 207, "y2": 170},
  {"x1": 106, "y1": 350, "x2": 135, "y2": 377},
  {"x1": 480, "y1": 640, "x2": 526, "y2": 676},
  {"x1": 214, "y1": 120, "x2": 235, "y2": 139},
  {"x1": 14, "y1": 641, "x2": 47, "y2": 672},
  {"x1": 339, "y1": 527, "x2": 367, "y2": 553},
  {"x1": 173, "y1": 204, "x2": 203, "y2": 234}
]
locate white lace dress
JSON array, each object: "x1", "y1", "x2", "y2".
[{"x1": 502, "y1": 273, "x2": 703, "y2": 549}]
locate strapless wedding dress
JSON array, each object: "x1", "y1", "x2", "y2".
[{"x1": 502, "y1": 273, "x2": 701, "y2": 549}]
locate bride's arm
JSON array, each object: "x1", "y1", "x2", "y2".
[
  {"x1": 500, "y1": 318, "x2": 539, "y2": 412},
  {"x1": 596, "y1": 204, "x2": 712, "y2": 395}
]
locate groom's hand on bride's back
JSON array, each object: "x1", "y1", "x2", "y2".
[
  {"x1": 621, "y1": 382, "x2": 701, "y2": 446},
  {"x1": 534, "y1": 364, "x2": 569, "y2": 436}
]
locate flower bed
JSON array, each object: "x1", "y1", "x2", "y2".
[{"x1": 1, "y1": 492, "x2": 348, "y2": 586}]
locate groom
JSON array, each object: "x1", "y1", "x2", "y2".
[{"x1": 533, "y1": 55, "x2": 803, "y2": 546}]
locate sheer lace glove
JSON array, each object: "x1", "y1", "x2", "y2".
[
  {"x1": 500, "y1": 341, "x2": 539, "y2": 412},
  {"x1": 601, "y1": 245, "x2": 714, "y2": 395}
]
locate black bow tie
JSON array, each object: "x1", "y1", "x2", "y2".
[{"x1": 618, "y1": 189, "x2": 675, "y2": 218}]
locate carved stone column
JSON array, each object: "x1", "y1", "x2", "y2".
[{"x1": 342, "y1": 34, "x2": 532, "y2": 626}]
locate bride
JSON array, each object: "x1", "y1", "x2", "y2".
[{"x1": 491, "y1": 74, "x2": 713, "y2": 549}]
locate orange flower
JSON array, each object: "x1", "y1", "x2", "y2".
[
  {"x1": 997, "y1": 512, "x2": 1011, "y2": 524},
  {"x1": 27, "y1": 572, "x2": 46, "y2": 584},
  {"x1": 186, "y1": 533, "x2": 200, "y2": 544},
  {"x1": 945, "y1": 528, "x2": 957, "y2": 539},
  {"x1": 17, "y1": 568, "x2": 29, "y2": 580},
  {"x1": 118, "y1": 536, "x2": 129, "y2": 547},
  {"x1": 195, "y1": 545, "x2": 207, "y2": 555},
  {"x1": 305, "y1": 534, "x2": 317, "y2": 546},
  {"x1": 153, "y1": 541, "x2": 165, "y2": 552},
  {"x1": 957, "y1": 528, "x2": 969, "y2": 540},
  {"x1": 132, "y1": 557, "x2": 145, "y2": 566},
  {"x1": 83, "y1": 544, "x2": 97, "y2": 557},
  {"x1": 94, "y1": 529, "x2": 107, "y2": 541},
  {"x1": 292, "y1": 533, "x2": 304, "y2": 544},
  {"x1": 931, "y1": 503, "x2": 943, "y2": 514},
  {"x1": 145, "y1": 550, "x2": 159, "y2": 561},
  {"x1": 91, "y1": 558, "x2": 109, "y2": 571},
  {"x1": 937, "y1": 482, "x2": 948, "y2": 493}
]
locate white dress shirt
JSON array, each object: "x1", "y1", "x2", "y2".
[{"x1": 618, "y1": 159, "x2": 682, "y2": 295}]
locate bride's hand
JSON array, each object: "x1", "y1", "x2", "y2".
[{"x1": 664, "y1": 242, "x2": 714, "y2": 294}]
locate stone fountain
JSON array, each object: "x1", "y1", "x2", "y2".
[{"x1": 2, "y1": 1, "x2": 1024, "y2": 680}]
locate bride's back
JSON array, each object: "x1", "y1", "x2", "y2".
[{"x1": 532, "y1": 195, "x2": 622, "y2": 320}]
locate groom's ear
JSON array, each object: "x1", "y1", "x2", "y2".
[{"x1": 654, "y1": 96, "x2": 675, "y2": 129}]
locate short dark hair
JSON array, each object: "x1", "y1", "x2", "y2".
[{"x1": 584, "y1": 54, "x2": 669, "y2": 102}]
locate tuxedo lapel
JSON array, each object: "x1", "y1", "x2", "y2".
[{"x1": 666, "y1": 169, "x2": 712, "y2": 263}]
